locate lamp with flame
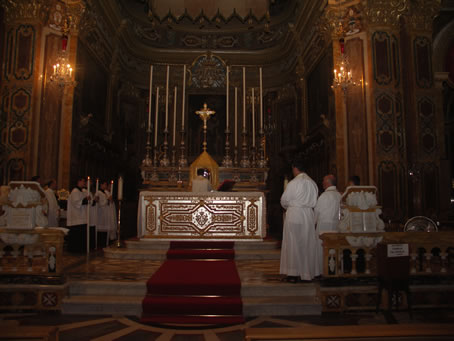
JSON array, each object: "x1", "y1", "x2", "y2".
[
  {"x1": 49, "y1": 16, "x2": 75, "y2": 88},
  {"x1": 332, "y1": 38, "x2": 355, "y2": 92}
]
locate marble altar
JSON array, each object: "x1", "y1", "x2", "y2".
[{"x1": 137, "y1": 191, "x2": 266, "y2": 240}]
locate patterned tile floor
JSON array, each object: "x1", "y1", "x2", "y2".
[{"x1": 3, "y1": 247, "x2": 454, "y2": 340}]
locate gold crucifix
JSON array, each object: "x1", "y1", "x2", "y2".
[{"x1": 196, "y1": 103, "x2": 216, "y2": 152}]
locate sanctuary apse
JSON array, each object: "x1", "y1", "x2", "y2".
[{"x1": 0, "y1": 0, "x2": 453, "y2": 236}]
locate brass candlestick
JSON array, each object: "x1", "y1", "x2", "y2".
[{"x1": 116, "y1": 199, "x2": 122, "y2": 248}]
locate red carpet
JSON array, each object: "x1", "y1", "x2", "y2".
[{"x1": 141, "y1": 241, "x2": 244, "y2": 325}]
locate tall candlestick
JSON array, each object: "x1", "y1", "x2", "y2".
[
  {"x1": 226, "y1": 66, "x2": 229, "y2": 130},
  {"x1": 173, "y1": 86, "x2": 177, "y2": 146},
  {"x1": 118, "y1": 176, "x2": 123, "y2": 201},
  {"x1": 148, "y1": 65, "x2": 153, "y2": 131},
  {"x1": 234, "y1": 87, "x2": 238, "y2": 147},
  {"x1": 259, "y1": 67, "x2": 263, "y2": 130},
  {"x1": 87, "y1": 176, "x2": 90, "y2": 194},
  {"x1": 95, "y1": 178, "x2": 99, "y2": 193},
  {"x1": 252, "y1": 88, "x2": 255, "y2": 147},
  {"x1": 154, "y1": 86, "x2": 160, "y2": 147},
  {"x1": 110, "y1": 180, "x2": 114, "y2": 199},
  {"x1": 165, "y1": 65, "x2": 169, "y2": 129},
  {"x1": 242, "y1": 67, "x2": 246, "y2": 129},
  {"x1": 182, "y1": 64, "x2": 186, "y2": 130}
]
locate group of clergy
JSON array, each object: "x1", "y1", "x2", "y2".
[
  {"x1": 65, "y1": 176, "x2": 117, "y2": 253},
  {"x1": 280, "y1": 156, "x2": 357, "y2": 283}
]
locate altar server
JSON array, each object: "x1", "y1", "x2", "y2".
[
  {"x1": 314, "y1": 174, "x2": 341, "y2": 273},
  {"x1": 280, "y1": 156, "x2": 320, "y2": 282},
  {"x1": 67, "y1": 177, "x2": 89, "y2": 252},
  {"x1": 96, "y1": 181, "x2": 115, "y2": 245},
  {"x1": 44, "y1": 179, "x2": 60, "y2": 227}
]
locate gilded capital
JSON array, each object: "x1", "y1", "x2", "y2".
[{"x1": 2, "y1": 0, "x2": 51, "y2": 24}]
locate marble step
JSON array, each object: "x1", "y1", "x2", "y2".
[
  {"x1": 67, "y1": 280, "x2": 316, "y2": 298},
  {"x1": 62, "y1": 294, "x2": 320, "y2": 317},
  {"x1": 123, "y1": 239, "x2": 279, "y2": 250},
  {"x1": 103, "y1": 247, "x2": 281, "y2": 260}
]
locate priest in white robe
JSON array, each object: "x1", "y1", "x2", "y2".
[
  {"x1": 280, "y1": 156, "x2": 320, "y2": 282},
  {"x1": 314, "y1": 174, "x2": 341, "y2": 274},
  {"x1": 44, "y1": 179, "x2": 60, "y2": 227}
]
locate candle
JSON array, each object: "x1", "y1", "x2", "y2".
[
  {"x1": 110, "y1": 180, "x2": 114, "y2": 199},
  {"x1": 148, "y1": 65, "x2": 153, "y2": 131},
  {"x1": 95, "y1": 179, "x2": 99, "y2": 193},
  {"x1": 173, "y1": 86, "x2": 177, "y2": 146},
  {"x1": 226, "y1": 66, "x2": 229, "y2": 130},
  {"x1": 182, "y1": 64, "x2": 186, "y2": 130},
  {"x1": 242, "y1": 67, "x2": 246, "y2": 130},
  {"x1": 234, "y1": 87, "x2": 238, "y2": 147},
  {"x1": 118, "y1": 176, "x2": 123, "y2": 201},
  {"x1": 87, "y1": 176, "x2": 90, "y2": 195},
  {"x1": 154, "y1": 86, "x2": 160, "y2": 147},
  {"x1": 252, "y1": 88, "x2": 255, "y2": 147},
  {"x1": 165, "y1": 65, "x2": 169, "y2": 130},
  {"x1": 259, "y1": 67, "x2": 263, "y2": 131}
]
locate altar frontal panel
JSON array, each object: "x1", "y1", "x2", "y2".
[{"x1": 138, "y1": 192, "x2": 266, "y2": 240}]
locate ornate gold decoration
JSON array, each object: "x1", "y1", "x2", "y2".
[
  {"x1": 365, "y1": 0, "x2": 408, "y2": 28},
  {"x1": 2, "y1": 0, "x2": 50, "y2": 24},
  {"x1": 139, "y1": 192, "x2": 266, "y2": 240},
  {"x1": 404, "y1": 0, "x2": 441, "y2": 32},
  {"x1": 189, "y1": 52, "x2": 226, "y2": 89}
]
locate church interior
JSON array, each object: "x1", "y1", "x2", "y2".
[{"x1": 1, "y1": 0, "x2": 454, "y2": 339}]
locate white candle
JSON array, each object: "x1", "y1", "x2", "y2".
[
  {"x1": 252, "y1": 88, "x2": 255, "y2": 147},
  {"x1": 95, "y1": 179, "x2": 99, "y2": 193},
  {"x1": 182, "y1": 64, "x2": 186, "y2": 130},
  {"x1": 148, "y1": 65, "x2": 153, "y2": 131},
  {"x1": 242, "y1": 67, "x2": 246, "y2": 130},
  {"x1": 234, "y1": 87, "x2": 238, "y2": 147},
  {"x1": 173, "y1": 86, "x2": 177, "y2": 146},
  {"x1": 118, "y1": 176, "x2": 123, "y2": 201},
  {"x1": 110, "y1": 180, "x2": 114, "y2": 198},
  {"x1": 87, "y1": 176, "x2": 90, "y2": 195},
  {"x1": 259, "y1": 67, "x2": 263, "y2": 131},
  {"x1": 226, "y1": 66, "x2": 229, "y2": 130},
  {"x1": 154, "y1": 86, "x2": 160, "y2": 147},
  {"x1": 165, "y1": 65, "x2": 169, "y2": 130}
]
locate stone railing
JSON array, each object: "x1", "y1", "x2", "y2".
[
  {"x1": 0, "y1": 228, "x2": 65, "y2": 275},
  {"x1": 320, "y1": 232, "x2": 454, "y2": 278}
]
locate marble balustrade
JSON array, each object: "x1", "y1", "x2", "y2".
[{"x1": 320, "y1": 232, "x2": 454, "y2": 278}]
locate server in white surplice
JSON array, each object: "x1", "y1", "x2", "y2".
[{"x1": 67, "y1": 177, "x2": 89, "y2": 253}]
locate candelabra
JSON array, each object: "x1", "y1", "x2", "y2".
[
  {"x1": 332, "y1": 38, "x2": 356, "y2": 92},
  {"x1": 116, "y1": 199, "x2": 122, "y2": 248},
  {"x1": 160, "y1": 130, "x2": 170, "y2": 167},
  {"x1": 222, "y1": 128, "x2": 233, "y2": 167},
  {"x1": 240, "y1": 129, "x2": 250, "y2": 168},
  {"x1": 141, "y1": 128, "x2": 153, "y2": 167},
  {"x1": 50, "y1": 36, "x2": 76, "y2": 88},
  {"x1": 179, "y1": 129, "x2": 187, "y2": 167}
]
